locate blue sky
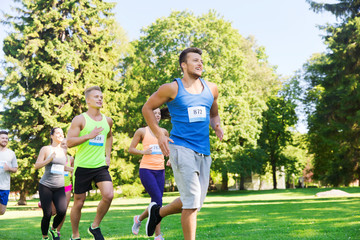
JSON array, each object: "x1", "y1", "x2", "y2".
[
  {"x1": 0, "y1": 0, "x2": 338, "y2": 131},
  {"x1": 1, "y1": 0, "x2": 337, "y2": 76}
]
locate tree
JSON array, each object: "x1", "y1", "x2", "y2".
[
  {"x1": 1, "y1": 0, "x2": 128, "y2": 203},
  {"x1": 120, "y1": 10, "x2": 280, "y2": 189},
  {"x1": 301, "y1": 0, "x2": 360, "y2": 186},
  {"x1": 257, "y1": 96, "x2": 297, "y2": 189}
]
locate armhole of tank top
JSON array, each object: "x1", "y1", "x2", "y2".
[
  {"x1": 202, "y1": 79, "x2": 214, "y2": 101},
  {"x1": 102, "y1": 114, "x2": 109, "y2": 128},
  {"x1": 170, "y1": 79, "x2": 181, "y2": 102},
  {"x1": 81, "y1": 113, "x2": 88, "y2": 131}
]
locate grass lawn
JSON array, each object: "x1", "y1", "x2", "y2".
[{"x1": 1, "y1": 187, "x2": 360, "y2": 239}]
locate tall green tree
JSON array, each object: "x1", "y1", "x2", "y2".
[
  {"x1": 302, "y1": 0, "x2": 360, "y2": 186},
  {"x1": 257, "y1": 96, "x2": 297, "y2": 189},
  {"x1": 121, "y1": 10, "x2": 280, "y2": 188},
  {"x1": 1, "y1": 0, "x2": 128, "y2": 203}
]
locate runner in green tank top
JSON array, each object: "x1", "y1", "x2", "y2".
[{"x1": 67, "y1": 86, "x2": 114, "y2": 240}]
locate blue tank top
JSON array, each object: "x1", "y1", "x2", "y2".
[{"x1": 167, "y1": 78, "x2": 214, "y2": 155}]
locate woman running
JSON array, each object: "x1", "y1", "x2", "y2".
[
  {"x1": 35, "y1": 128, "x2": 72, "y2": 240},
  {"x1": 129, "y1": 108, "x2": 169, "y2": 240},
  {"x1": 55, "y1": 138, "x2": 74, "y2": 237}
]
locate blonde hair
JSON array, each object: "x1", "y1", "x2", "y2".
[{"x1": 84, "y1": 86, "x2": 102, "y2": 98}]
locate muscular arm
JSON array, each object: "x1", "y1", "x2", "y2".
[
  {"x1": 208, "y1": 82, "x2": 224, "y2": 141},
  {"x1": 67, "y1": 115, "x2": 104, "y2": 148},
  {"x1": 66, "y1": 115, "x2": 89, "y2": 148},
  {"x1": 105, "y1": 117, "x2": 113, "y2": 166},
  {"x1": 142, "y1": 82, "x2": 177, "y2": 156}
]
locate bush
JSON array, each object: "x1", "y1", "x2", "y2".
[{"x1": 121, "y1": 183, "x2": 144, "y2": 198}]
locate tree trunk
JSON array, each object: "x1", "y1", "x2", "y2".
[
  {"x1": 221, "y1": 171, "x2": 228, "y2": 191},
  {"x1": 239, "y1": 174, "x2": 245, "y2": 190},
  {"x1": 271, "y1": 158, "x2": 277, "y2": 189},
  {"x1": 17, "y1": 189, "x2": 27, "y2": 205}
]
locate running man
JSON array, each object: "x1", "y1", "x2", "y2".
[
  {"x1": 142, "y1": 47, "x2": 224, "y2": 240},
  {"x1": 67, "y1": 86, "x2": 114, "y2": 240},
  {"x1": 0, "y1": 130, "x2": 18, "y2": 215}
]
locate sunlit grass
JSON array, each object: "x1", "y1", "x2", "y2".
[{"x1": 1, "y1": 188, "x2": 360, "y2": 239}]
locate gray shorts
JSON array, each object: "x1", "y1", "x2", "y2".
[{"x1": 169, "y1": 144, "x2": 212, "y2": 210}]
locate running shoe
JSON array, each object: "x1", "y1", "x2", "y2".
[
  {"x1": 154, "y1": 233, "x2": 165, "y2": 240},
  {"x1": 69, "y1": 236, "x2": 81, "y2": 240},
  {"x1": 88, "y1": 226, "x2": 104, "y2": 240},
  {"x1": 49, "y1": 228, "x2": 60, "y2": 240},
  {"x1": 146, "y1": 202, "x2": 162, "y2": 236},
  {"x1": 132, "y1": 215, "x2": 142, "y2": 235}
]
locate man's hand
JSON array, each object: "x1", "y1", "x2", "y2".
[
  {"x1": 166, "y1": 160, "x2": 172, "y2": 167},
  {"x1": 3, "y1": 163, "x2": 9, "y2": 171},
  {"x1": 158, "y1": 135, "x2": 173, "y2": 157},
  {"x1": 214, "y1": 124, "x2": 224, "y2": 141},
  {"x1": 88, "y1": 126, "x2": 104, "y2": 139}
]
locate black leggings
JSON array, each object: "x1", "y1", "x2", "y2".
[{"x1": 39, "y1": 183, "x2": 67, "y2": 235}]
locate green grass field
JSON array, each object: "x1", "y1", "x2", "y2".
[{"x1": 1, "y1": 188, "x2": 360, "y2": 239}]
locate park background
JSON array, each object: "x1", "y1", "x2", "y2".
[{"x1": 1, "y1": 0, "x2": 360, "y2": 239}]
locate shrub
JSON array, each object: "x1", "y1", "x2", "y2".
[{"x1": 121, "y1": 183, "x2": 144, "y2": 198}]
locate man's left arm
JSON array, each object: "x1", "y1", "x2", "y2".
[
  {"x1": 105, "y1": 117, "x2": 113, "y2": 166},
  {"x1": 209, "y1": 82, "x2": 224, "y2": 141}
]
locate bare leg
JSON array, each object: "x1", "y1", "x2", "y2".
[
  {"x1": 140, "y1": 207, "x2": 161, "y2": 236},
  {"x1": 155, "y1": 223, "x2": 162, "y2": 237},
  {"x1": 0, "y1": 203, "x2": 6, "y2": 215},
  {"x1": 57, "y1": 191, "x2": 71, "y2": 232},
  {"x1": 138, "y1": 208, "x2": 148, "y2": 221},
  {"x1": 70, "y1": 193, "x2": 86, "y2": 238},
  {"x1": 159, "y1": 197, "x2": 182, "y2": 217},
  {"x1": 92, "y1": 181, "x2": 114, "y2": 228},
  {"x1": 181, "y1": 209, "x2": 197, "y2": 240}
]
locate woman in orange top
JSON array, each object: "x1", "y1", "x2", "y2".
[{"x1": 129, "y1": 108, "x2": 169, "y2": 240}]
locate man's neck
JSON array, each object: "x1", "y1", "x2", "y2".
[
  {"x1": 86, "y1": 108, "x2": 101, "y2": 117},
  {"x1": 0, "y1": 146, "x2": 7, "y2": 152},
  {"x1": 182, "y1": 73, "x2": 200, "y2": 83}
]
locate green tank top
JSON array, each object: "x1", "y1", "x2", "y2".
[{"x1": 75, "y1": 113, "x2": 110, "y2": 168}]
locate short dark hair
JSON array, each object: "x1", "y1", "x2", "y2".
[
  {"x1": 0, "y1": 130, "x2": 8, "y2": 135},
  {"x1": 179, "y1": 47, "x2": 202, "y2": 72},
  {"x1": 85, "y1": 86, "x2": 102, "y2": 98}
]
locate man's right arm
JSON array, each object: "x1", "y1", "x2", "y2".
[
  {"x1": 142, "y1": 82, "x2": 177, "y2": 156},
  {"x1": 67, "y1": 115, "x2": 90, "y2": 148}
]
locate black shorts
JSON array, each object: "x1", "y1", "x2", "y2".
[{"x1": 74, "y1": 166, "x2": 112, "y2": 194}]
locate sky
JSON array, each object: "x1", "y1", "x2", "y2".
[{"x1": 0, "y1": 0, "x2": 338, "y2": 131}]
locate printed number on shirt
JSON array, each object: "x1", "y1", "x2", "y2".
[
  {"x1": 188, "y1": 106, "x2": 206, "y2": 122},
  {"x1": 150, "y1": 144, "x2": 162, "y2": 155},
  {"x1": 89, "y1": 134, "x2": 105, "y2": 146}
]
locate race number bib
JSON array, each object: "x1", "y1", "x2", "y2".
[
  {"x1": 150, "y1": 144, "x2": 162, "y2": 155},
  {"x1": 51, "y1": 164, "x2": 64, "y2": 175},
  {"x1": 89, "y1": 134, "x2": 105, "y2": 146},
  {"x1": 64, "y1": 171, "x2": 69, "y2": 177},
  {"x1": 188, "y1": 106, "x2": 206, "y2": 123}
]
